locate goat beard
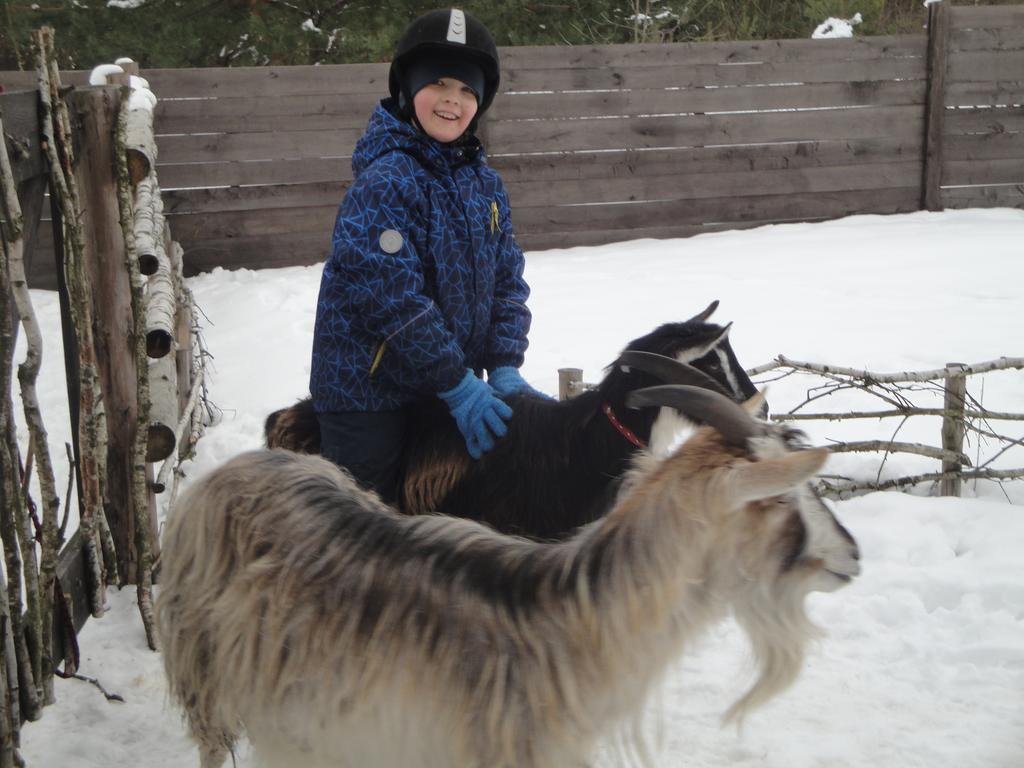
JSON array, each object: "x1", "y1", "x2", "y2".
[{"x1": 723, "y1": 573, "x2": 821, "y2": 726}]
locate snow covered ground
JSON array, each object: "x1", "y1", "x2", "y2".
[{"x1": 13, "y1": 207, "x2": 1024, "y2": 766}]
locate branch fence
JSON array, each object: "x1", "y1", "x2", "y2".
[
  {"x1": 749, "y1": 356, "x2": 1024, "y2": 498},
  {"x1": 560, "y1": 356, "x2": 1024, "y2": 500}
]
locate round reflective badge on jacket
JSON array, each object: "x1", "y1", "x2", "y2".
[{"x1": 379, "y1": 229, "x2": 404, "y2": 254}]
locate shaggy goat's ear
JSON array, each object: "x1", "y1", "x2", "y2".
[{"x1": 727, "y1": 447, "x2": 828, "y2": 505}]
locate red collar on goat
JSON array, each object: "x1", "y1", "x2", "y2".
[{"x1": 602, "y1": 402, "x2": 647, "y2": 448}]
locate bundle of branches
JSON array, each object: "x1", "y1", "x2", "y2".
[
  {"x1": 751, "y1": 355, "x2": 1024, "y2": 498},
  {"x1": 1, "y1": 41, "x2": 73, "y2": 760}
]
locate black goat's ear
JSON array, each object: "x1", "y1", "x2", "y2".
[
  {"x1": 685, "y1": 300, "x2": 719, "y2": 324},
  {"x1": 626, "y1": 385, "x2": 762, "y2": 448},
  {"x1": 617, "y1": 350, "x2": 731, "y2": 397}
]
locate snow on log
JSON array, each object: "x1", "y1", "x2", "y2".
[
  {"x1": 146, "y1": 354, "x2": 178, "y2": 463},
  {"x1": 132, "y1": 173, "x2": 165, "y2": 276},
  {"x1": 124, "y1": 97, "x2": 157, "y2": 186},
  {"x1": 144, "y1": 244, "x2": 175, "y2": 359}
]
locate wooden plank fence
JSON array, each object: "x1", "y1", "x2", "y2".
[{"x1": 2, "y1": 3, "x2": 1022, "y2": 288}]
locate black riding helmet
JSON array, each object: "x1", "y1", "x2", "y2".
[{"x1": 389, "y1": 9, "x2": 501, "y2": 120}]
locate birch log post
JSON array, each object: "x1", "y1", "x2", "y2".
[
  {"x1": 145, "y1": 245, "x2": 175, "y2": 359},
  {"x1": 146, "y1": 355, "x2": 178, "y2": 464},
  {"x1": 123, "y1": 95, "x2": 156, "y2": 186},
  {"x1": 558, "y1": 368, "x2": 583, "y2": 401},
  {"x1": 37, "y1": 27, "x2": 112, "y2": 609},
  {"x1": 941, "y1": 363, "x2": 968, "y2": 497},
  {"x1": 115, "y1": 87, "x2": 158, "y2": 650},
  {"x1": 132, "y1": 173, "x2": 163, "y2": 276}
]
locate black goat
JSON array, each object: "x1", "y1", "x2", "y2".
[{"x1": 265, "y1": 300, "x2": 760, "y2": 539}]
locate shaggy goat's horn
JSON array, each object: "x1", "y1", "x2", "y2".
[
  {"x1": 617, "y1": 351, "x2": 731, "y2": 397},
  {"x1": 626, "y1": 385, "x2": 762, "y2": 448},
  {"x1": 685, "y1": 299, "x2": 719, "y2": 325}
]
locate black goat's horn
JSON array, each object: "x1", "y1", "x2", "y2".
[
  {"x1": 625, "y1": 385, "x2": 762, "y2": 448},
  {"x1": 685, "y1": 300, "x2": 719, "y2": 325},
  {"x1": 617, "y1": 350, "x2": 731, "y2": 398}
]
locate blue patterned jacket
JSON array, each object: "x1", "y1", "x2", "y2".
[{"x1": 310, "y1": 101, "x2": 532, "y2": 412}]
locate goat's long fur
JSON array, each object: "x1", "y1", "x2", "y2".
[
  {"x1": 265, "y1": 302, "x2": 760, "y2": 540},
  {"x1": 159, "y1": 395, "x2": 859, "y2": 768}
]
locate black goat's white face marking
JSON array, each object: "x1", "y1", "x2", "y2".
[
  {"x1": 672, "y1": 325, "x2": 730, "y2": 368},
  {"x1": 645, "y1": 326, "x2": 745, "y2": 455},
  {"x1": 713, "y1": 346, "x2": 743, "y2": 400}
]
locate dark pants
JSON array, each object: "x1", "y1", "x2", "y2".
[{"x1": 317, "y1": 409, "x2": 408, "y2": 504}]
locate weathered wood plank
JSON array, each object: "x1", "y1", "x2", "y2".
[
  {"x1": 946, "y1": 80, "x2": 1024, "y2": 107},
  {"x1": 166, "y1": 185, "x2": 918, "y2": 251},
  {"x1": 144, "y1": 63, "x2": 390, "y2": 98},
  {"x1": 163, "y1": 181, "x2": 349, "y2": 214},
  {"x1": 154, "y1": 80, "x2": 925, "y2": 136},
  {"x1": 154, "y1": 103, "x2": 923, "y2": 164},
  {"x1": 944, "y1": 105, "x2": 1024, "y2": 136},
  {"x1": 500, "y1": 36, "x2": 925, "y2": 70},
  {"x1": 947, "y1": 50, "x2": 1024, "y2": 83},
  {"x1": 942, "y1": 184, "x2": 1024, "y2": 208},
  {"x1": 514, "y1": 221, "x2": 769, "y2": 251},
  {"x1": 137, "y1": 55, "x2": 925, "y2": 99},
  {"x1": 154, "y1": 136, "x2": 921, "y2": 192},
  {"x1": 486, "y1": 106, "x2": 924, "y2": 155},
  {"x1": 508, "y1": 161, "x2": 921, "y2": 208},
  {"x1": 0, "y1": 70, "x2": 89, "y2": 91},
  {"x1": 156, "y1": 127, "x2": 364, "y2": 163},
  {"x1": 167, "y1": 204, "x2": 338, "y2": 242},
  {"x1": 71, "y1": 86, "x2": 155, "y2": 583},
  {"x1": 501, "y1": 57, "x2": 925, "y2": 92},
  {"x1": 55, "y1": 530, "x2": 90, "y2": 671},
  {"x1": 141, "y1": 36, "x2": 929, "y2": 100},
  {"x1": 178, "y1": 231, "x2": 331, "y2": 276},
  {"x1": 492, "y1": 80, "x2": 924, "y2": 119},
  {"x1": 944, "y1": 131, "x2": 1024, "y2": 161},
  {"x1": 155, "y1": 92, "x2": 381, "y2": 134},
  {"x1": 162, "y1": 160, "x2": 921, "y2": 216},
  {"x1": 156, "y1": 157, "x2": 355, "y2": 189},
  {"x1": 943, "y1": 158, "x2": 1024, "y2": 186},
  {"x1": 951, "y1": 25, "x2": 1024, "y2": 54},
  {"x1": 510, "y1": 187, "x2": 919, "y2": 232},
  {"x1": 175, "y1": 197, "x2": 928, "y2": 278},
  {"x1": 0, "y1": 90, "x2": 44, "y2": 184},
  {"x1": 491, "y1": 137, "x2": 922, "y2": 181},
  {"x1": 949, "y1": 6, "x2": 1024, "y2": 31}
]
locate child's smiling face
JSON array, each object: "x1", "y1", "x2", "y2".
[{"x1": 413, "y1": 77, "x2": 479, "y2": 144}]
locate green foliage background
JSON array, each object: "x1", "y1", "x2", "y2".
[{"x1": 1, "y1": 0, "x2": 1020, "y2": 72}]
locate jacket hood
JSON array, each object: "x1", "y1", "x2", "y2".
[{"x1": 352, "y1": 99, "x2": 482, "y2": 178}]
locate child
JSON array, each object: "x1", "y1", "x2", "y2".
[{"x1": 309, "y1": 8, "x2": 544, "y2": 502}]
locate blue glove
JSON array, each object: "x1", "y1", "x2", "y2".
[
  {"x1": 438, "y1": 370, "x2": 513, "y2": 459},
  {"x1": 488, "y1": 366, "x2": 553, "y2": 400}
]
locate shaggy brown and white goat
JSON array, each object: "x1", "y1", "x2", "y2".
[{"x1": 158, "y1": 386, "x2": 860, "y2": 768}]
